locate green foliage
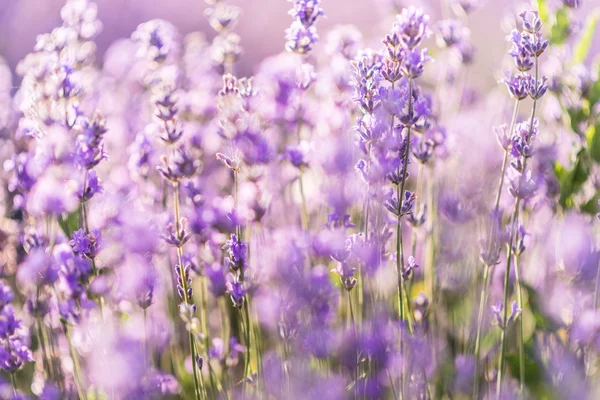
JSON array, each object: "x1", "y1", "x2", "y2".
[
  {"x1": 57, "y1": 210, "x2": 80, "y2": 237},
  {"x1": 555, "y1": 149, "x2": 591, "y2": 209},
  {"x1": 590, "y1": 65, "x2": 600, "y2": 107},
  {"x1": 522, "y1": 283, "x2": 561, "y2": 332},
  {"x1": 506, "y1": 347, "x2": 555, "y2": 399},
  {"x1": 537, "y1": 0, "x2": 550, "y2": 24},
  {"x1": 550, "y1": 7, "x2": 570, "y2": 45},
  {"x1": 587, "y1": 123, "x2": 600, "y2": 163},
  {"x1": 572, "y1": 11, "x2": 600, "y2": 65}
]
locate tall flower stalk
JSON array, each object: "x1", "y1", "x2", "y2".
[{"x1": 496, "y1": 10, "x2": 548, "y2": 397}]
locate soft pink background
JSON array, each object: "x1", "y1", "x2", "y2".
[{"x1": 0, "y1": 0, "x2": 598, "y2": 83}]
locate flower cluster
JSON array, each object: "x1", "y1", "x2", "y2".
[
  {"x1": 0, "y1": 0, "x2": 598, "y2": 399},
  {"x1": 286, "y1": 0, "x2": 325, "y2": 54}
]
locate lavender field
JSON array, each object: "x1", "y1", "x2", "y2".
[{"x1": 0, "y1": 0, "x2": 599, "y2": 398}]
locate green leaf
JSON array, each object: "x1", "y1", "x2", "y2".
[
  {"x1": 587, "y1": 123, "x2": 600, "y2": 163},
  {"x1": 57, "y1": 210, "x2": 80, "y2": 237},
  {"x1": 550, "y1": 7, "x2": 570, "y2": 45},
  {"x1": 581, "y1": 193, "x2": 600, "y2": 216},
  {"x1": 522, "y1": 283, "x2": 562, "y2": 332},
  {"x1": 506, "y1": 345, "x2": 556, "y2": 398},
  {"x1": 572, "y1": 11, "x2": 600, "y2": 65},
  {"x1": 557, "y1": 149, "x2": 591, "y2": 208},
  {"x1": 589, "y1": 65, "x2": 600, "y2": 106},
  {"x1": 537, "y1": 0, "x2": 550, "y2": 24},
  {"x1": 566, "y1": 105, "x2": 590, "y2": 135}
]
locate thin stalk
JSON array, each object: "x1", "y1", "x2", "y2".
[
  {"x1": 63, "y1": 323, "x2": 86, "y2": 400},
  {"x1": 143, "y1": 308, "x2": 149, "y2": 369},
  {"x1": 513, "y1": 253, "x2": 525, "y2": 397},
  {"x1": 11, "y1": 373, "x2": 17, "y2": 396},
  {"x1": 296, "y1": 103, "x2": 309, "y2": 231},
  {"x1": 201, "y1": 277, "x2": 217, "y2": 397},
  {"x1": 397, "y1": 78, "x2": 414, "y2": 322},
  {"x1": 494, "y1": 100, "x2": 520, "y2": 211},
  {"x1": 388, "y1": 369, "x2": 399, "y2": 400},
  {"x1": 473, "y1": 98, "x2": 520, "y2": 399},
  {"x1": 173, "y1": 182, "x2": 202, "y2": 400},
  {"x1": 497, "y1": 55, "x2": 539, "y2": 398},
  {"x1": 37, "y1": 319, "x2": 54, "y2": 381},
  {"x1": 348, "y1": 291, "x2": 359, "y2": 399},
  {"x1": 242, "y1": 300, "x2": 252, "y2": 393}
]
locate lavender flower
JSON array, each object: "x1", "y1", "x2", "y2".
[{"x1": 285, "y1": 0, "x2": 324, "y2": 55}]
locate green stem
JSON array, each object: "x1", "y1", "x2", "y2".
[
  {"x1": 497, "y1": 55, "x2": 539, "y2": 398},
  {"x1": 514, "y1": 253, "x2": 525, "y2": 397},
  {"x1": 397, "y1": 78, "x2": 414, "y2": 323},
  {"x1": 242, "y1": 300, "x2": 252, "y2": 394},
  {"x1": 64, "y1": 323, "x2": 86, "y2": 400},
  {"x1": 173, "y1": 182, "x2": 202, "y2": 400},
  {"x1": 10, "y1": 373, "x2": 17, "y2": 396},
  {"x1": 473, "y1": 98, "x2": 520, "y2": 399}
]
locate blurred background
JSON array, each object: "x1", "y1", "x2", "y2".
[{"x1": 0, "y1": 0, "x2": 598, "y2": 86}]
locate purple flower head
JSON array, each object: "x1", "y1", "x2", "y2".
[
  {"x1": 226, "y1": 275, "x2": 246, "y2": 308},
  {"x1": 393, "y1": 7, "x2": 431, "y2": 49},
  {"x1": 0, "y1": 338, "x2": 34, "y2": 373},
  {"x1": 288, "y1": 0, "x2": 324, "y2": 28},
  {"x1": 382, "y1": 57, "x2": 403, "y2": 83},
  {"x1": 454, "y1": 0, "x2": 480, "y2": 14},
  {"x1": 436, "y1": 20, "x2": 469, "y2": 48},
  {"x1": 491, "y1": 301, "x2": 522, "y2": 329},
  {"x1": 455, "y1": 40, "x2": 475, "y2": 64},
  {"x1": 157, "y1": 146, "x2": 199, "y2": 182},
  {"x1": 519, "y1": 11, "x2": 542, "y2": 34},
  {"x1": 512, "y1": 224, "x2": 529, "y2": 256},
  {"x1": 526, "y1": 75, "x2": 549, "y2": 100},
  {"x1": 5, "y1": 153, "x2": 37, "y2": 193},
  {"x1": 74, "y1": 111, "x2": 108, "y2": 170},
  {"x1": 0, "y1": 283, "x2": 13, "y2": 311},
  {"x1": 285, "y1": 144, "x2": 309, "y2": 169},
  {"x1": 326, "y1": 212, "x2": 355, "y2": 230},
  {"x1": 508, "y1": 169, "x2": 537, "y2": 199},
  {"x1": 285, "y1": 21, "x2": 319, "y2": 54},
  {"x1": 412, "y1": 137, "x2": 435, "y2": 164},
  {"x1": 205, "y1": 2, "x2": 241, "y2": 33},
  {"x1": 562, "y1": 0, "x2": 582, "y2": 8},
  {"x1": 132, "y1": 19, "x2": 180, "y2": 63},
  {"x1": 501, "y1": 73, "x2": 529, "y2": 100},
  {"x1": 136, "y1": 270, "x2": 156, "y2": 310},
  {"x1": 522, "y1": 32, "x2": 549, "y2": 57},
  {"x1": 223, "y1": 234, "x2": 248, "y2": 272},
  {"x1": 507, "y1": 31, "x2": 534, "y2": 72},
  {"x1": 77, "y1": 169, "x2": 104, "y2": 202},
  {"x1": 27, "y1": 167, "x2": 78, "y2": 216},
  {"x1": 0, "y1": 306, "x2": 22, "y2": 338},
  {"x1": 401, "y1": 48, "x2": 431, "y2": 79},
  {"x1": 383, "y1": 30, "x2": 404, "y2": 63},
  {"x1": 332, "y1": 261, "x2": 357, "y2": 291},
  {"x1": 494, "y1": 123, "x2": 512, "y2": 151},
  {"x1": 161, "y1": 218, "x2": 192, "y2": 248},
  {"x1": 69, "y1": 228, "x2": 101, "y2": 259},
  {"x1": 408, "y1": 204, "x2": 427, "y2": 227},
  {"x1": 216, "y1": 150, "x2": 242, "y2": 171},
  {"x1": 142, "y1": 371, "x2": 181, "y2": 397},
  {"x1": 402, "y1": 255, "x2": 419, "y2": 280},
  {"x1": 175, "y1": 262, "x2": 193, "y2": 301},
  {"x1": 350, "y1": 53, "x2": 385, "y2": 114},
  {"x1": 154, "y1": 86, "x2": 184, "y2": 144}
]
